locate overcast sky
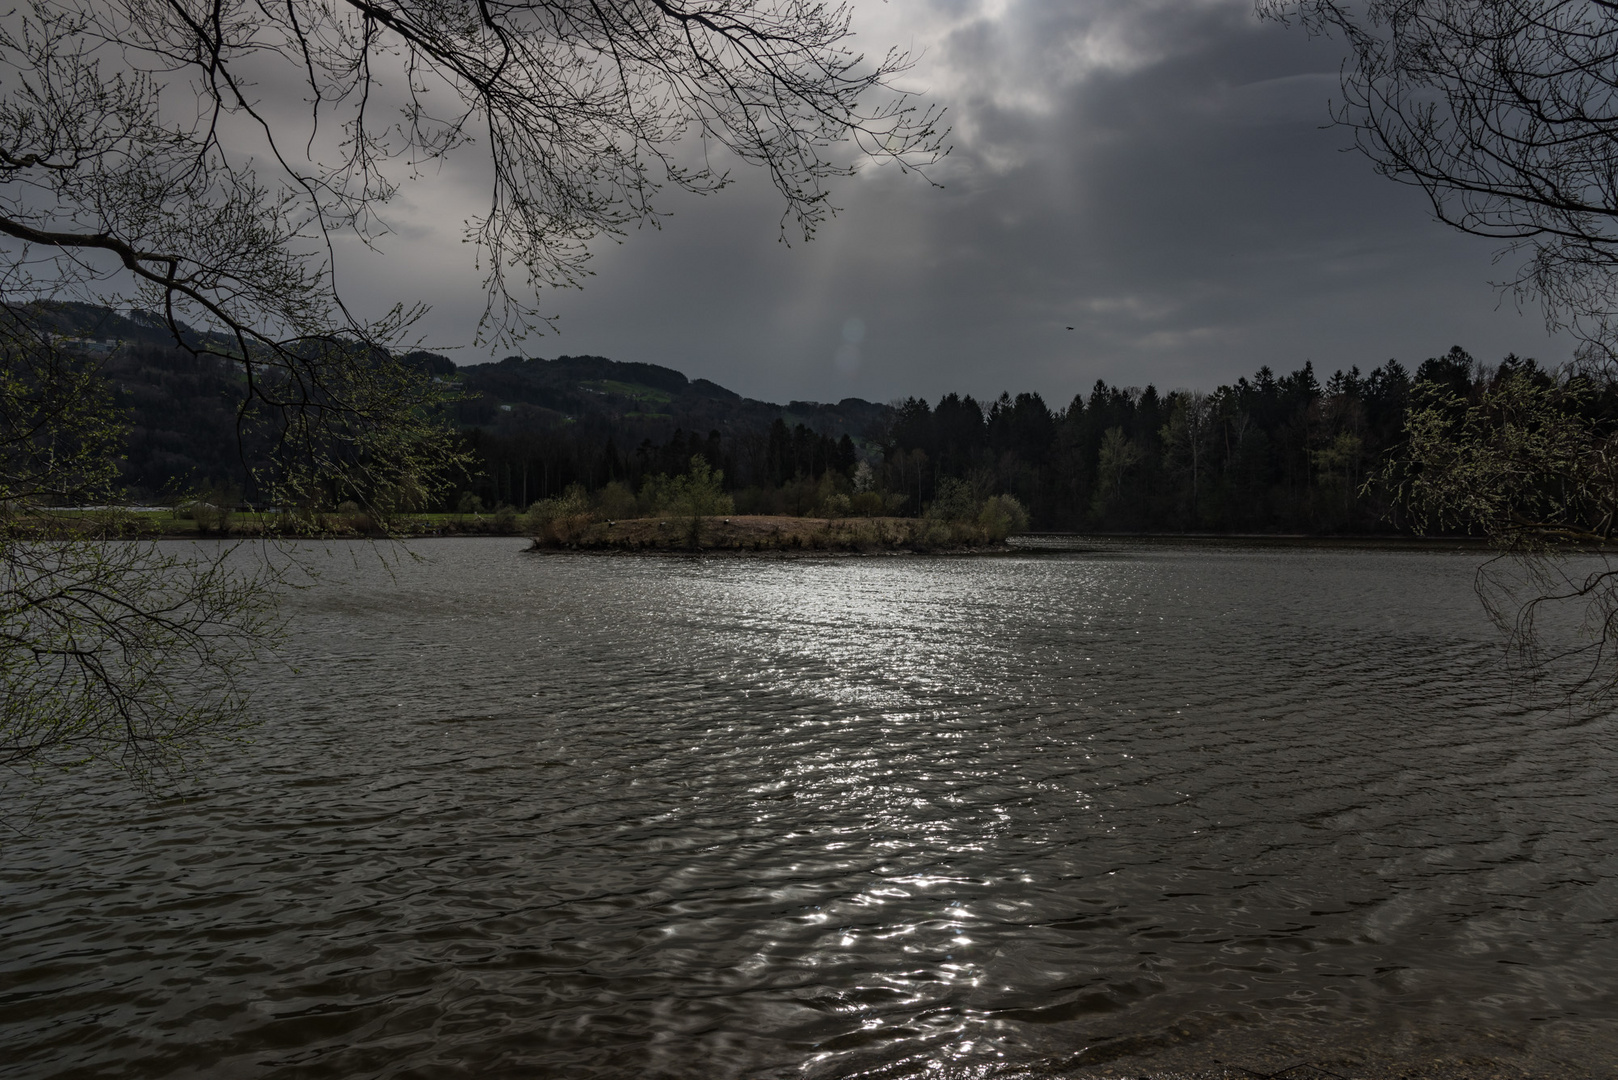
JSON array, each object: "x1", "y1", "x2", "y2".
[{"x1": 336, "y1": 0, "x2": 1568, "y2": 407}]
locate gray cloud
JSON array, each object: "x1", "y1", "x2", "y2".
[{"x1": 331, "y1": 0, "x2": 1567, "y2": 404}]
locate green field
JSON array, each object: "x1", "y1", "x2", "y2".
[
  {"x1": 583, "y1": 379, "x2": 673, "y2": 404},
  {"x1": 13, "y1": 508, "x2": 532, "y2": 538}
]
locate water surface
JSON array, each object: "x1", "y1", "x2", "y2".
[{"x1": 4, "y1": 541, "x2": 1617, "y2": 1078}]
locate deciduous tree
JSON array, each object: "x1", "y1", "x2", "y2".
[
  {"x1": 1263, "y1": 0, "x2": 1618, "y2": 350},
  {"x1": 0, "y1": 0, "x2": 943, "y2": 791},
  {"x1": 1266, "y1": 0, "x2": 1618, "y2": 693}
]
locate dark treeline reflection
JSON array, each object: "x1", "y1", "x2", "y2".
[{"x1": 460, "y1": 346, "x2": 1604, "y2": 533}]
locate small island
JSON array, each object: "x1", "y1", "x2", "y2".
[{"x1": 525, "y1": 513, "x2": 1015, "y2": 554}]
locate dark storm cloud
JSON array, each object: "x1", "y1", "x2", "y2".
[{"x1": 347, "y1": 0, "x2": 1567, "y2": 404}]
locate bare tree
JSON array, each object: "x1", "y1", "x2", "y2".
[
  {"x1": 0, "y1": 0, "x2": 944, "y2": 345},
  {"x1": 0, "y1": 0, "x2": 943, "y2": 510},
  {"x1": 1261, "y1": 0, "x2": 1618, "y2": 351},
  {"x1": 1161, "y1": 390, "x2": 1210, "y2": 519},
  {"x1": 0, "y1": 0, "x2": 945, "y2": 792},
  {"x1": 0, "y1": 309, "x2": 281, "y2": 798},
  {"x1": 1381, "y1": 363, "x2": 1618, "y2": 684},
  {"x1": 1260, "y1": 2, "x2": 1618, "y2": 698}
]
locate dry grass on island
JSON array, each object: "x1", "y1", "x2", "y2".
[
  {"x1": 521, "y1": 455, "x2": 1031, "y2": 554},
  {"x1": 526, "y1": 513, "x2": 1016, "y2": 554}
]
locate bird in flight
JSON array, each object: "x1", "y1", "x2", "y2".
[{"x1": 1066, "y1": 326, "x2": 1074, "y2": 330}]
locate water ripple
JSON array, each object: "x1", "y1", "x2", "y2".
[{"x1": 3, "y1": 541, "x2": 1618, "y2": 1078}]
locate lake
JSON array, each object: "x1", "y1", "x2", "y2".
[{"x1": 4, "y1": 540, "x2": 1617, "y2": 1079}]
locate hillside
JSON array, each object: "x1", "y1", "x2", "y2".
[
  {"x1": 26, "y1": 304, "x2": 890, "y2": 501},
  {"x1": 431, "y1": 351, "x2": 888, "y2": 444}
]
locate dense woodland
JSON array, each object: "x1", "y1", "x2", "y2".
[
  {"x1": 48, "y1": 303, "x2": 1600, "y2": 534},
  {"x1": 436, "y1": 347, "x2": 1572, "y2": 535}
]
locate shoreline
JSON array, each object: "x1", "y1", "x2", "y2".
[
  {"x1": 524, "y1": 514, "x2": 1013, "y2": 555},
  {"x1": 523, "y1": 517, "x2": 1514, "y2": 556},
  {"x1": 13, "y1": 510, "x2": 1566, "y2": 551},
  {"x1": 126, "y1": 528, "x2": 1516, "y2": 551}
]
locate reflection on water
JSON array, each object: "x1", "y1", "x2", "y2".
[{"x1": 3, "y1": 540, "x2": 1618, "y2": 1079}]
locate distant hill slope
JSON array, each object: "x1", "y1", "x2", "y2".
[
  {"x1": 25, "y1": 300, "x2": 239, "y2": 352},
  {"x1": 22, "y1": 304, "x2": 891, "y2": 498},
  {"x1": 418, "y1": 351, "x2": 890, "y2": 444}
]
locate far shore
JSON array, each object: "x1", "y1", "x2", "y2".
[
  {"x1": 523, "y1": 515, "x2": 1510, "y2": 556},
  {"x1": 9, "y1": 509, "x2": 1532, "y2": 551}
]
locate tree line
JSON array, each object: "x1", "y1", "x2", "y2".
[
  {"x1": 464, "y1": 346, "x2": 1611, "y2": 534},
  {"x1": 458, "y1": 417, "x2": 861, "y2": 517},
  {"x1": 96, "y1": 327, "x2": 1607, "y2": 537}
]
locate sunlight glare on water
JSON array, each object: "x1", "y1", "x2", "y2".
[{"x1": 3, "y1": 540, "x2": 1618, "y2": 1080}]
